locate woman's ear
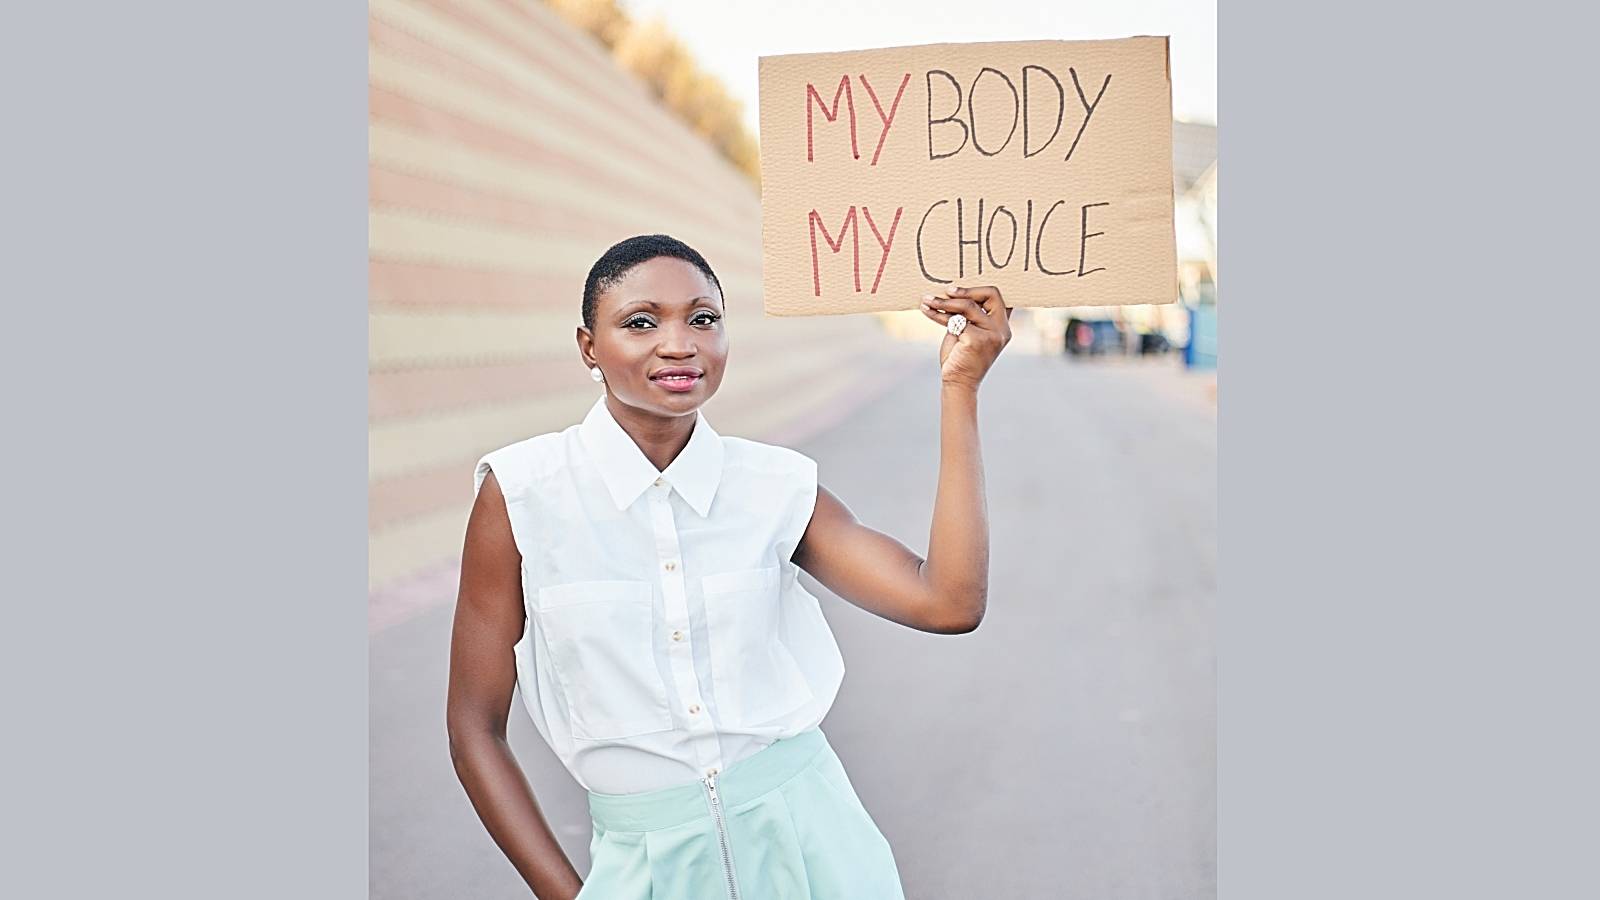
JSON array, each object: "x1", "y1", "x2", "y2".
[{"x1": 576, "y1": 325, "x2": 595, "y2": 368}]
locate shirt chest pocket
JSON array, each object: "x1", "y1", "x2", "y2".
[
  {"x1": 534, "y1": 580, "x2": 673, "y2": 742},
  {"x1": 701, "y1": 566, "x2": 814, "y2": 726}
]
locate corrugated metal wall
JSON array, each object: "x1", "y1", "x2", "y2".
[{"x1": 368, "y1": 0, "x2": 914, "y2": 622}]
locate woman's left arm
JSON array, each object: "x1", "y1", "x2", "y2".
[{"x1": 793, "y1": 285, "x2": 1013, "y2": 635}]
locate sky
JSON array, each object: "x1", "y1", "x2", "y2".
[{"x1": 621, "y1": 0, "x2": 1216, "y2": 136}]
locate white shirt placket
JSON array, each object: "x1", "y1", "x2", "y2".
[{"x1": 647, "y1": 477, "x2": 725, "y2": 779}]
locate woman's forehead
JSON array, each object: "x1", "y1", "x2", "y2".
[{"x1": 601, "y1": 258, "x2": 720, "y2": 309}]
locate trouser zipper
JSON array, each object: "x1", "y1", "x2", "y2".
[{"x1": 703, "y1": 773, "x2": 741, "y2": 900}]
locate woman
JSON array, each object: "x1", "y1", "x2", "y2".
[{"x1": 447, "y1": 234, "x2": 1011, "y2": 899}]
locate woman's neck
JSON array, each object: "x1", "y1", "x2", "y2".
[{"x1": 604, "y1": 394, "x2": 697, "y2": 472}]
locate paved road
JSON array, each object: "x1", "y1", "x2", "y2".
[{"x1": 370, "y1": 352, "x2": 1216, "y2": 899}]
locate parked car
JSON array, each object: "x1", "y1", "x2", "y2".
[
  {"x1": 1138, "y1": 332, "x2": 1171, "y2": 355},
  {"x1": 1065, "y1": 318, "x2": 1125, "y2": 355}
]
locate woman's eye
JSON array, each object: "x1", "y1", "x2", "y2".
[{"x1": 623, "y1": 313, "x2": 717, "y2": 329}]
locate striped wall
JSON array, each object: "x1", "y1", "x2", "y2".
[{"x1": 368, "y1": 0, "x2": 921, "y2": 622}]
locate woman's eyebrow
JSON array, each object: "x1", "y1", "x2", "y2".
[{"x1": 618, "y1": 297, "x2": 716, "y2": 314}]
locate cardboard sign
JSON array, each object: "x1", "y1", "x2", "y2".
[{"x1": 758, "y1": 37, "x2": 1176, "y2": 315}]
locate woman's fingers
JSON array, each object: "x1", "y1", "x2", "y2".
[
  {"x1": 949, "y1": 285, "x2": 1008, "y2": 318},
  {"x1": 951, "y1": 286, "x2": 1014, "y2": 336},
  {"x1": 934, "y1": 288, "x2": 990, "y2": 317},
  {"x1": 922, "y1": 293, "x2": 986, "y2": 324},
  {"x1": 923, "y1": 293, "x2": 1002, "y2": 336},
  {"x1": 921, "y1": 298, "x2": 984, "y2": 338}
]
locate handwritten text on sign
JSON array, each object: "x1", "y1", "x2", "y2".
[{"x1": 759, "y1": 38, "x2": 1176, "y2": 315}]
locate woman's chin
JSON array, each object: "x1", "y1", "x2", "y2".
[{"x1": 618, "y1": 382, "x2": 716, "y2": 416}]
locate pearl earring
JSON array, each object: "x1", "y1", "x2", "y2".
[{"x1": 589, "y1": 366, "x2": 604, "y2": 383}]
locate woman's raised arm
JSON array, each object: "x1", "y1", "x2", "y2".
[
  {"x1": 446, "y1": 471, "x2": 584, "y2": 900},
  {"x1": 793, "y1": 285, "x2": 1012, "y2": 635}
]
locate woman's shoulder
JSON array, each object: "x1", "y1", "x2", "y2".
[
  {"x1": 718, "y1": 434, "x2": 817, "y2": 480},
  {"x1": 474, "y1": 426, "x2": 580, "y2": 492},
  {"x1": 479, "y1": 427, "x2": 575, "y2": 466}
]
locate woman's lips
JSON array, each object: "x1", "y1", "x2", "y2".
[{"x1": 650, "y1": 373, "x2": 702, "y2": 392}]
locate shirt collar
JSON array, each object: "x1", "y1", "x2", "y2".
[{"x1": 577, "y1": 396, "x2": 723, "y2": 517}]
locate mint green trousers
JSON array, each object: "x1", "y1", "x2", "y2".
[{"x1": 578, "y1": 728, "x2": 906, "y2": 899}]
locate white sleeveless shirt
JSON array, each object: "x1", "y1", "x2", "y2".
[{"x1": 473, "y1": 396, "x2": 847, "y2": 794}]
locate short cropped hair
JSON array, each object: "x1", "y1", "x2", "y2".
[{"x1": 582, "y1": 234, "x2": 723, "y2": 331}]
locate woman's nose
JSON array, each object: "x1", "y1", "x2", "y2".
[{"x1": 655, "y1": 325, "x2": 697, "y2": 357}]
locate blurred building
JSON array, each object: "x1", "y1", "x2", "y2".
[
  {"x1": 1172, "y1": 120, "x2": 1218, "y2": 300},
  {"x1": 367, "y1": 0, "x2": 905, "y2": 624},
  {"x1": 1177, "y1": 156, "x2": 1217, "y2": 368}
]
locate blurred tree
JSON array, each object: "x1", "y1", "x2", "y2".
[
  {"x1": 545, "y1": 0, "x2": 629, "y2": 49},
  {"x1": 544, "y1": 3, "x2": 761, "y2": 185},
  {"x1": 612, "y1": 17, "x2": 689, "y2": 100}
]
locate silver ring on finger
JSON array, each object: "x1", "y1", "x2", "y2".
[{"x1": 947, "y1": 313, "x2": 968, "y2": 337}]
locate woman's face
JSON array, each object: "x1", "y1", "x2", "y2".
[{"x1": 580, "y1": 256, "x2": 728, "y2": 419}]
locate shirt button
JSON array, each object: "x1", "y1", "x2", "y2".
[
  {"x1": 707, "y1": 767, "x2": 719, "y2": 777},
  {"x1": 663, "y1": 560, "x2": 677, "y2": 572},
  {"x1": 688, "y1": 704, "x2": 701, "y2": 715},
  {"x1": 671, "y1": 630, "x2": 684, "y2": 642},
  {"x1": 653, "y1": 477, "x2": 665, "y2": 487}
]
